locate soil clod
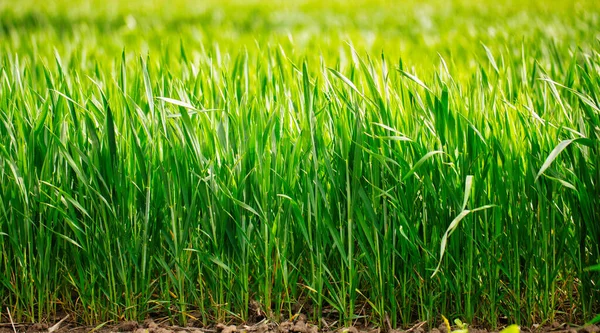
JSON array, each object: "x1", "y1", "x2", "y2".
[
  {"x1": 217, "y1": 324, "x2": 238, "y2": 333},
  {"x1": 278, "y1": 321, "x2": 294, "y2": 333},
  {"x1": 339, "y1": 327, "x2": 359, "y2": 333},
  {"x1": 27, "y1": 323, "x2": 48, "y2": 332},
  {"x1": 116, "y1": 321, "x2": 139, "y2": 332},
  {"x1": 144, "y1": 319, "x2": 159, "y2": 329},
  {"x1": 291, "y1": 321, "x2": 308, "y2": 333},
  {"x1": 437, "y1": 323, "x2": 448, "y2": 333},
  {"x1": 581, "y1": 326, "x2": 600, "y2": 333}
]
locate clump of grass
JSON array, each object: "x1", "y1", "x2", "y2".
[{"x1": 0, "y1": 0, "x2": 599, "y2": 328}]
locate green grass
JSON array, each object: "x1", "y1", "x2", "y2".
[{"x1": 0, "y1": 0, "x2": 599, "y2": 328}]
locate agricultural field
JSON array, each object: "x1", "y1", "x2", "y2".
[{"x1": 0, "y1": 0, "x2": 599, "y2": 331}]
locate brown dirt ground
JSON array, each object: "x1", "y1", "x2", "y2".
[{"x1": 0, "y1": 317, "x2": 598, "y2": 333}]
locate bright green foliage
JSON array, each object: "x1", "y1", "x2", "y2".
[{"x1": 0, "y1": 0, "x2": 599, "y2": 328}]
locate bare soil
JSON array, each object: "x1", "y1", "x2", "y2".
[{"x1": 0, "y1": 317, "x2": 598, "y2": 333}]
